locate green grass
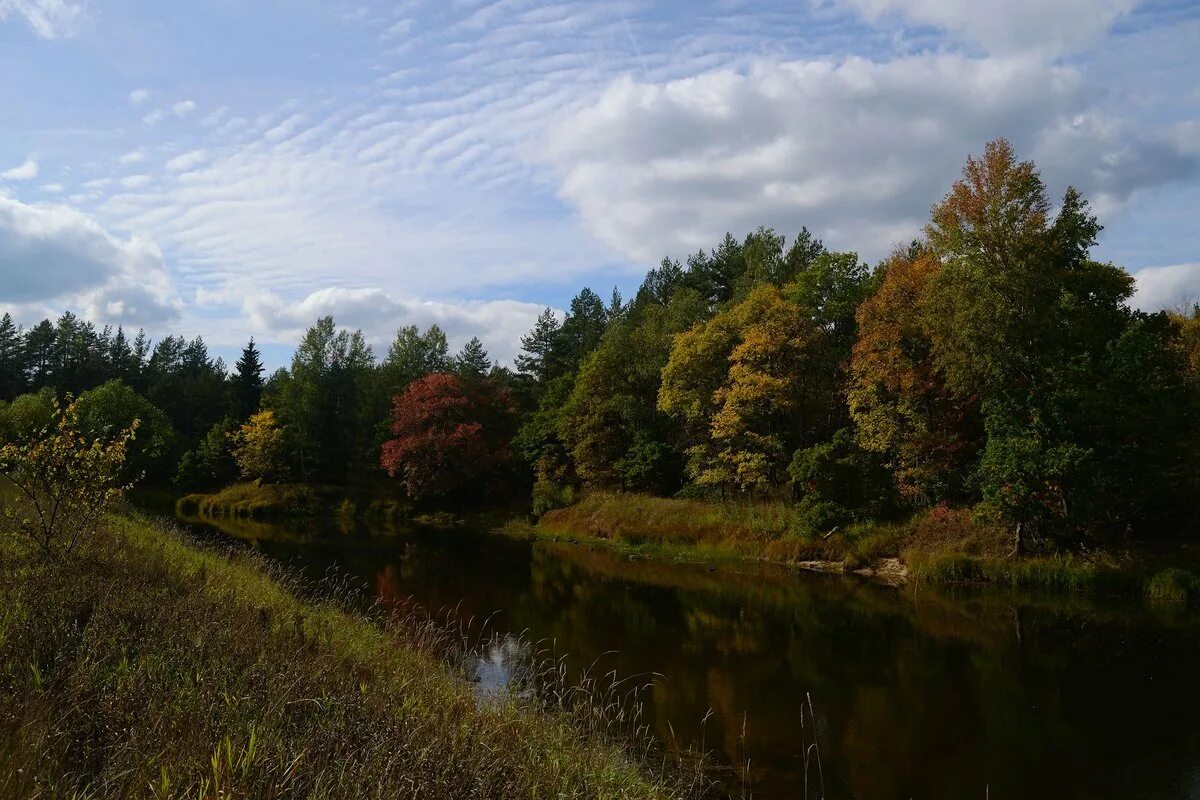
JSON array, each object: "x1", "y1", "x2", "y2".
[
  {"x1": 0, "y1": 510, "x2": 708, "y2": 799},
  {"x1": 526, "y1": 491, "x2": 911, "y2": 572},
  {"x1": 177, "y1": 481, "x2": 329, "y2": 518},
  {"x1": 177, "y1": 482, "x2": 417, "y2": 523},
  {"x1": 905, "y1": 552, "x2": 1136, "y2": 594},
  {"x1": 527, "y1": 491, "x2": 1187, "y2": 598},
  {"x1": 1146, "y1": 567, "x2": 1200, "y2": 607}
]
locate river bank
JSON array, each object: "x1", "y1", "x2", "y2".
[
  {"x1": 171, "y1": 506, "x2": 1200, "y2": 799},
  {"x1": 177, "y1": 483, "x2": 1200, "y2": 604},
  {"x1": 516, "y1": 491, "x2": 1200, "y2": 603},
  {"x1": 0, "y1": 508, "x2": 706, "y2": 799}
]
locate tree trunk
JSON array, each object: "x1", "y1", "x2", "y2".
[{"x1": 1010, "y1": 521, "x2": 1024, "y2": 558}]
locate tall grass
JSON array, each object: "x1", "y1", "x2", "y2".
[
  {"x1": 0, "y1": 509, "x2": 714, "y2": 799},
  {"x1": 533, "y1": 491, "x2": 910, "y2": 570},
  {"x1": 176, "y1": 481, "x2": 328, "y2": 518},
  {"x1": 530, "y1": 492, "x2": 1181, "y2": 598},
  {"x1": 1146, "y1": 567, "x2": 1200, "y2": 607}
]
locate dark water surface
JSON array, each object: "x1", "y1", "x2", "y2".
[{"x1": 173, "y1": 511, "x2": 1200, "y2": 799}]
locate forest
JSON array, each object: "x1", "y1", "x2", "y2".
[{"x1": 2, "y1": 140, "x2": 1199, "y2": 553}]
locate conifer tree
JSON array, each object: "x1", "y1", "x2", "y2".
[
  {"x1": 0, "y1": 313, "x2": 25, "y2": 401},
  {"x1": 455, "y1": 337, "x2": 492, "y2": 378},
  {"x1": 230, "y1": 338, "x2": 265, "y2": 420}
]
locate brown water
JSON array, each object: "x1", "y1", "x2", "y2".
[{"x1": 174, "y1": 511, "x2": 1200, "y2": 800}]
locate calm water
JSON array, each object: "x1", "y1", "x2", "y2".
[{"x1": 173, "y1": 511, "x2": 1200, "y2": 800}]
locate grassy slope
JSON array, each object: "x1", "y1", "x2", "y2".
[
  {"x1": 526, "y1": 491, "x2": 1200, "y2": 601},
  {"x1": 0, "y1": 511, "x2": 701, "y2": 799}
]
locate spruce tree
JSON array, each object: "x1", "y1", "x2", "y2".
[
  {"x1": 23, "y1": 319, "x2": 56, "y2": 390},
  {"x1": 109, "y1": 326, "x2": 136, "y2": 382},
  {"x1": 230, "y1": 338, "x2": 265, "y2": 421},
  {"x1": 0, "y1": 313, "x2": 25, "y2": 401}
]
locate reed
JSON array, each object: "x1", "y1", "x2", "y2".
[{"x1": 0, "y1": 508, "x2": 714, "y2": 799}]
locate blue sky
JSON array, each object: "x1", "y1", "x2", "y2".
[{"x1": 1, "y1": 0, "x2": 1198, "y2": 368}]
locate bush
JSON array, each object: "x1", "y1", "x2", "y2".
[
  {"x1": 0, "y1": 396, "x2": 135, "y2": 558},
  {"x1": 532, "y1": 478, "x2": 575, "y2": 517}
]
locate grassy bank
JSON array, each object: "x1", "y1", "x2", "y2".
[
  {"x1": 0, "y1": 510, "x2": 707, "y2": 799},
  {"x1": 177, "y1": 481, "x2": 411, "y2": 523},
  {"x1": 521, "y1": 492, "x2": 1200, "y2": 603}
]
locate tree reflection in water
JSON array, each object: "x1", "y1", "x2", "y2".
[{"x1": 179, "y1": 512, "x2": 1200, "y2": 800}]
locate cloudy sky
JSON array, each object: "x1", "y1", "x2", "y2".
[{"x1": 1, "y1": 0, "x2": 1198, "y2": 367}]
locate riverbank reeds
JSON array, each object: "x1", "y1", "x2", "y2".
[
  {"x1": 526, "y1": 491, "x2": 1200, "y2": 599},
  {"x1": 0, "y1": 509, "x2": 711, "y2": 799},
  {"x1": 176, "y1": 481, "x2": 330, "y2": 518}
]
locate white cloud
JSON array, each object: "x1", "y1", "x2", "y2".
[
  {"x1": 165, "y1": 149, "x2": 208, "y2": 173},
  {"x1": 0, "y1": 195, "x2": 180, "y2": 325},
  {"x1": 39, "y1": 183, "x2": 63, "y2": 193},
  {"x1": 1, "y1": 158, "x2": 39, "y2": 181},
  {"x1": 118, "y1": 149, "x2": 145, "y2": 165},
  {"x1": 0, "y1": 0, "x2": 83, "y2": 39},
  {"x1": 381, "y1": 18, "x2": 415, "y2": 41},
  {"x1": 172, "y1": 100, "x2": 197, "y2": 117},
  {"x1": 263, "y1": 113, "x2": 304, "y2": 141},
  {"x1": 128, "y1": 88, "x2": 151, "y2": 107},
  {"x1": 219, "y1": 284, "x2": 548, "y2": 364},
  {"x1": 541, "y1": 56, "x2": 1198, "y2": 263},
  {"x1": 142, "y1": 109, "x2": 166, "y2": 125},
  {"x1": 1131, "y1": 263, "x2": 1200, "y2": 312},
  {"x1": 201, "y1": 106, "x2": 229, "y2": 127},
  {"x1": 829, "y1": 0, "x2": 1138, "y2": 54},
  {"x1": 119, "y1": 174, "x2": 152, "y2": 189}
]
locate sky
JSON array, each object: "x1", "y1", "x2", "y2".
[{"x1": 0, "y1": 0, "x2": 1198, "y2": 368}]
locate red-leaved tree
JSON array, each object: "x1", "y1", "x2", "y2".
[{"x1": 380, "y1": 372, "x2": 517, "y2": 502}]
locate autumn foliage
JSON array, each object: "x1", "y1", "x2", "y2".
[{"x1": 380, "y1": 373, "x2": 517, "y2": 502}]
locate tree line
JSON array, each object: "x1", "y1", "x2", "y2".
[{"x1": 2, "y1": 139, "x2": 1198, "y2": 548}]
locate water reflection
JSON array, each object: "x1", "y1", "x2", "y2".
[
  {"x1": 471, "y1": 634, "x2": 535, "y2": 704},
  {"x1": 176, "y1": 511, "x2": 1200, "y2": 800}
]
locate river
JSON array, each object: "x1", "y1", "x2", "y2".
[{"x1": 172, "y1": 510, "x2": 1200, "y2": 799}]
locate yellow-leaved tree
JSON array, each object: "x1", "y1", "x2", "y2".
[
  {"x1": 659, "y1": 285, "x2": 818, "y2": 496},
  {"x1": 0, "y1": 396, "x2": 136, "y2": 559},
  {"x1": 231, "y1": 410, "x2": 288, "y2": 483}
]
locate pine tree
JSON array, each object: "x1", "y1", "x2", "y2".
[
  {"x1": 230, "y1": 338, "x2": 265, "y2": 420},
  {"x1": 0, "y1": 313, "x2": 26, "y2": 401},
  {"x1": 23, "y1": 319, "x2": 56, "y2": 390},
  {"x1": 455, "y1": 337, "x2": 492, "y2": 378},
  {"x1": 514, "y1": 308, "x2": 562, "y2": 384}
]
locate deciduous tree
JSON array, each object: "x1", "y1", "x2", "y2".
[{"x1": 380, "y1": 373, "x2": 516, "y2": 502}]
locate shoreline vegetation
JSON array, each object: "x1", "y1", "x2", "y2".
[
  {"x1": 178, "y1": 482, "x2": 1200, "y2": 607},
  {"x1": 506, "y1": 492, "x2": 1200, "y2": 604},
  {"x1": 176, "y1": 481, "x2": 406, "y2": 521},
  {"x1": 0, "y1": 508, "x2": 710, "y2": 799}
]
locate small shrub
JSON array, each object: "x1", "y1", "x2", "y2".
[
  {"x1": 532, "y1": 478, "x2": 575, "y2": 517},
  {"x1": 0, "y1": 396, "x2": 135, "y2": 558}
]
